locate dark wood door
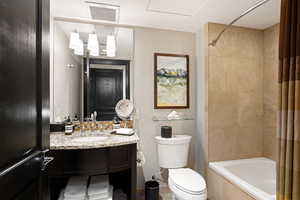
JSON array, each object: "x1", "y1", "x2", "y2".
[
  {"x1": 90, "y1": 69, "x2": 123, "y2": 120},
  {"x1": 0, "y1": 0, "x2": 38, "y2": 169},
  {"x1": 0, "y1": 0, "x2": 50, "y2": 199}
]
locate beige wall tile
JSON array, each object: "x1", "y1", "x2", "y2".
[
  {"x1": 208, "y1": 90, "x2": 238, "y2": 128},
  {"x1": 263, "y1": 59, "x2": 278, "y2": 108},
  {"x1": 208, "y1": 56, "x2": 239, "y2": 94},
  {"x1": 208, "y1": 126, "x2": 239, "y2": 161},
  {"x1": 208, "y1": 23, "x2": 263, "y2": 59},
  {"x1": 208, "y1": 169, "x2": 256, "y2": 200},
  {"x1": 263, "y1": 107, "x2": 277, "y2": 129},
  {"x1": 263, "y1": 24, "x2": 279, "y2": 161},
  {"x1": 206, "y1": 23, "x2": 279, "y2": 162},
  {"x1": 263, "y1": 127, "x2": 278, "y2": 161},
  {"x1": 204, "y1": 22, "x2": 279, "y2": 200},
  {"x1": 236, "y1": 125, "x2": 263, "y2": 159},
  {"x1": 237, "y1": 91, "x2": 263, "y2": 127},
  {"x1": 223, "y1": 179, "x2": 256, "y2": 200},
  {"x1": 207, "y1": 23, "x2": 264, "y2": 162},
  {"x1": 207, "y1": 169, "x2": 224, "y2": 200},
  {"x1": 263, "y1": 24, "x2": 280, "y2": 60}
]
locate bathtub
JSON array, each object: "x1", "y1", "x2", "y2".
[{"x1": 209, "y1": 158, "x2": 276, "y2": 200}]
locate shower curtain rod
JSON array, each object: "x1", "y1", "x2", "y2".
[{"x1": 209, "y1": 0, "x2": 272, "y2": 47}]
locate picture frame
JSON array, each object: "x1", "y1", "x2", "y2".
[{"x1": 154, "y1": 53, "x2": 190, "y2": 109}]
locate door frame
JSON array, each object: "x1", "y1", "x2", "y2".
[{"x1": 37, "y1": 0, "x2": 50, "y2": 152}]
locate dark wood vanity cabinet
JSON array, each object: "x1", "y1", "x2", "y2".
[{"x1": 48, "y1": 143, "x2": 137, "y2": 200}]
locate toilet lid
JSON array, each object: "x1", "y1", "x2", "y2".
[{"x1": 169, "y1": 168, "x2": 206, "y2": 195}]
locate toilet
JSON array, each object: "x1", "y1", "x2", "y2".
[{"x1": 155, "y1": 135, "x2": 207, "y2": 200}]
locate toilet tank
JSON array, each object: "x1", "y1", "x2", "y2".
[{"x1": 155, "y1": 135, "x2": 192, "y2": 169}]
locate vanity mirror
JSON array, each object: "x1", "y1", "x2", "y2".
[{"x1": 50, "y1": 20, "x2": 134, "y2": 122}]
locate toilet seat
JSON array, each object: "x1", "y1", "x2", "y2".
[
  {"x1": 169, "y1": 168, "x2": 206, "y2": 195},
  {"x1": 169, "y1": 178, "x2": 207, "y2": 196}
]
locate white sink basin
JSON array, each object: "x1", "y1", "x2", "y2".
[{"x1": 72, "y1": 136, "x2": 108, "y2": 143}]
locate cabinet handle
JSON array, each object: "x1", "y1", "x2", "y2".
[
  {"x1": 42, "y1": 157, "x2": 54, "y2": 171},
  {"x1": 41, "y1": 149, "x2": 54, "y2": 171}
]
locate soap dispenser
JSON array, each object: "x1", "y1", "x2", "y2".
[
  {"x1": 113, "y1": 116, "x2": 121, "y2": 129},
  {"x1": 65, "y1": 116, "x2": 74, "y2": 135},
  {"x1": 73, "y1": 115, "x2": 80, "y2": 131}
]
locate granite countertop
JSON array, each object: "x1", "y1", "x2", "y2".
[{"x1": 50, "y1": 130, "x2": 139, "y2": 150}]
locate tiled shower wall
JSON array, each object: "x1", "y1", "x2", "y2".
[
  {"x1": 206, "y1": 23, "x2": 279, "y2": 162},
  {"x1": 263, "y1": 24, "x2": 279, "y2": 161},
  {"x1": 206, "y1": 23, "x2": 264, "y2": 161}
]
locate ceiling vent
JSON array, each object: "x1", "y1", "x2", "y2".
[{"x1": 85, "y1": 1, "x2": 120, "y2": 23}]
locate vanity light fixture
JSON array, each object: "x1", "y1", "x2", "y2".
[
  {"x1": 89, "y1": 46, "x2": 99, "y2": 56},
  {"x1": 69, "y1": 31, "x2": 80, "y2": 50},
  {"x1": 87, "y1": 33, "x2": 98, "y2": 51},
  {"x1": 106, "y1": 35, "x2": 116, "y2": 57},
  {"x1": 87, "y1": 33, "x2": 99, "y2": 57},
  {"x1": 74, "y1": 39, "x2": 84, "y2": 56}
]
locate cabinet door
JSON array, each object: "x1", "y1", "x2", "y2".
[
  {"x1": 108, "y1": 145, "x2": 130, "y2": 172},
  {"x1": 48, "y1": 149, "x2": 108, "y2": 176},
  {"x1": 14, "y1": 181, "x2": 39, "y2": 200}
]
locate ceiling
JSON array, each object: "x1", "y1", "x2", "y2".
[{"x1": 52, "y1": 0, "x2": 281, "y2": 32}]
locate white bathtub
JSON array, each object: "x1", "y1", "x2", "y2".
[{"x1": 209, "y1": 157, "x2": 276, "y2": 200}]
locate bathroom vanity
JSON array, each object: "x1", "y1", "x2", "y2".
[
  {"x1": 48, "y1": 132, "x2": 139, "y2": 200},
  {"x1": 49, "y1": 16, "x2": 136, "y2": 200}
]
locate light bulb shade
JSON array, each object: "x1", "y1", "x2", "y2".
[
  {"x1": 87, "y1": 33, "x2": 99, "y2": 51},
  {"x1": 69, "y1": 32, "x2": 80, "y2": 50},
  {"x1": 89, "y1": 45, "x2": 99, "y2": 57},
  {"x1": 106, "y1": 35, "x2": 116, "y2": 57},
  {"x1": 106, "y1": 49, "x2": 116, "y2": 57},
  {"x1": 74, "y1": 39, "x2": 84, "y2": 56}
]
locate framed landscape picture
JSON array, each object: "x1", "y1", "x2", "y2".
[{"x1": 154, "y1": 53, "x2": 189, "y2": 109}]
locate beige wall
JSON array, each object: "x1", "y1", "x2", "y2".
[
  {"x1": 206, "y1": 23, "x2": 264, "y2": 162},
  {"x1": 196, "y1": 24, "x2": 209, "y2": 177},
  {"x1": 263, "y1": 24, "x2": 279, "y2": 161},
  {"x1": 133, "y1": 27, "x2": 197, "y2": 188}
]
